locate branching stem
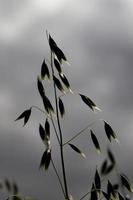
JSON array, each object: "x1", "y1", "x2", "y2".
[
  {"x1": 63, "y1": 121, "x2": 96, "y2": 146},
  {"x1": 50, "y1": 51, "x2": 69, "y2": 200},
  {"x1": 79, "y1": 188, "x2": 102, "y2": 200},
  {"x1": 31, "y1": 105, "x2": 60, "y2": 144},
  {"x1": 50, "y1": 113, "x2": 61, "y2": 144},
  {"x1": 31, "y1": 105, "x2": 46, "y2": 115}
]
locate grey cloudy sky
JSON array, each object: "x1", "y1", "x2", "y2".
[{"x1": 0, "y1": 0, "x2": 133, "y2": 199}]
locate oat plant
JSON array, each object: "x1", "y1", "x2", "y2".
[{"x1": 15, "y1": 32, "x2": 133, "y2": 200}]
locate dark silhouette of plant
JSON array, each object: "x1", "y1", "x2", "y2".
[
  {"x1": 15, "y1": 32, "x2": 133, "y2": 200},
  {"x1": 0, "y1": 178, "x2": 21, "y2": 200}
]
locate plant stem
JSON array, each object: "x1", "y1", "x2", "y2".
[
  {"x1": 63, "y1": 121, "x2": 96, "y2": 146},
  {"x1": 51, "y1": 157, "x2": 65, "y2": 197},
  {"x1": 31, "y1": 105, "x2": 60, "y2": 144},
  {"x1": 31, "y1": 105, "x2": 47, "y2": 115},
  {"x1": 50, "y1": 113, "x2": 60, "y2": 144},
  {"x1": 50, "y1": 51, "x2": 69, "y2": 200},
  {"x1": 79, "y1": 188, "x2": 102, "y2": 200}
]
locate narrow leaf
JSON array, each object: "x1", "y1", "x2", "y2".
[
  {"x1": 40, "y1": 149, "x2": 51, "y2": 171},
  {"x1": 113, "y1": 184, "x2": 119, "y2": 190},
  {"x1": 49, "y1": 34, "x2": 57, "y2": 51},
  {"x1": 39, "y1": 124, "x2": 50, "y2": 147},
  {"x1": 91, "y1": 183, "x2": 98, "y2": 200},
  {"x1": 107, "y1": 148, "x2": 115, "y2": 165},
  {"x1": 68, "y1": 143, "x2": 86, "y2": 158},
  {"x1": 53, "y1": 75, "x2": 64, "y2": 93},
  {"x1": 102, "y1": 191, "x2": 109, "y2": 200},
  {"x1": 79, "y1": 94, "x2": 99, "y2": 111},
  {"x1": 43, "y1": 95, "x2": 54, "y2": 114},
  {"x1": 39, "y1": 124, "x2": 46, "y2": 141},
  {"x1": 48, "y1": 34, "x2": 67, "y2": 62},
  {"x1": 12, "y1": 182, "x2": 19, "y2": 195},
  {"x1": 105, "y1": 164, "x2": 115, "y2": 174},
  {"x1": 100, "y1": 159, "x2": 108, "y2": 175},
  {"x1": 118, "y1": 192, "x2": 125, "y2": 200},
  {"x1": 15, "y1": 109, "x2": 31, "y2": 126},
  {"x1": 41, "y1": 59, "x2": 50, "y2": 80},
  {"x1": 4, "y1": 179, "x2": 11, "y2": 192},
  {"x1": 37, "y1": 77, "x2": 45, "y2": 99},
  {"x1": 107, "y1": 180, "x2": 116, "y2": 198},
  {"x1": 59, "y1": 74, "x2": 70, "y2": 89},
  {"x1": 59, "y1": 98, "x2": 65, "y2": 118},
  {"x1": 120, "y1": 174, "x2": 133, "y2": 192},
  {"x1": 91, "y1": 130, "x2": 101, "y2": 154},
  {"x1": 45, "y1": 118, "x2": 50, "y2": 137},
  {"x1": 95, "y1": 169, "x2": 101, "y2": 190},
  {"x1": 104, "y1": 121, "x2": 118, "y2": 142},
  {"x1": 54, "y1": 58, "x2": 62, "y2": 74},
  {"x1": 54, "y1": 45, "x2": 67, "y2": 63}
]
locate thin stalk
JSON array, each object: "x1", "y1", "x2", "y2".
[
  {"x1": 79, "y1": 172, "x2": 109, "y2": 200},
  {"x1": 51, "y1": 51, "x2": 69, "y2": 200},
  {"x1": 50, "y1": 113, "x2": 60, "y2": 144},
  {"x1": 51, "y1": 157, "x2": 65, "y2": 197},
  {"x1": 31, "y1": 105, "x2": 46, "y2": 115},
  {"x1": 31, "y1": 105, "x2": 60, "y2": 144},
  {"x1": 79, "y1": 190, "x2": 91, "y2": 200},
  {"x1": 63, "y1": 121, "x2": 96, "y2": 146},
  {"x1": 79, "y1": 188, "x2": 102, "y2": 200}
]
